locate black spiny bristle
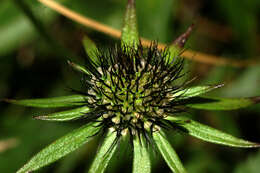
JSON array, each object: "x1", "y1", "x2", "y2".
[{"x1": 71, "y1": 42, "x2": 187, "y2": 147}]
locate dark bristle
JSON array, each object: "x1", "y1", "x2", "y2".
[{"x1": 69, "y1": 42, "x2": 187, "y2": 146}]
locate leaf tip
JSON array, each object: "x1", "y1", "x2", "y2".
[
  {"x1": 214, "y1": 83, "x2": 224, "y2": 89},
  {"x1": 67, "y1": 60, "x2": 73, "y2": 67},
  {"x1": 173, "y1": 23, "x2": 195, "y2": 48},
  {"x1": 33, "y1": 115, "x2": 45, "y2": 120},
  {"x1": 82, "y1": 35, "x2": 91, "y2": 44},
  {"x1": 127, "y1": 0, "x2": 135, "y2": 6},
  {"x1": 253, "y1": 143, "x2": 260, "y2": 147},
  {"x1": 246, "y1": 141, "x2": 260, "y2": 148}
]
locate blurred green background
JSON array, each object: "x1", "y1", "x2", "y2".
[{"x1": 0, "y1": 0, "x2": 260, "y2": 172}]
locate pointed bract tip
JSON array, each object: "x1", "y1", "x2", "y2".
[
  {"x1": 128, "y1": 0, "x2": 135, "y2": 5},
  {"x1": 255, "y1": 143, "x2": 260, "y2": 147},
  {"x1": 33, "y1": 115, "x2": 46, "y2": 120},
  {"x1": 67, "y1": 60, "x2": 75, "y2": 69},
  {"x1": 214, "y1": 83, "x2": 225, "y2": 89},
  {"x1": 250, "y1": 142, "x2": 260, "y2": 148},
  {"x1": 126, "y1": 0, "x2": 136, "y2": 10},
  {"x1": 173, "y1": 23, "x2": 195, "y2": 48},
  {"x1": 67, "y1": 60, "x2": 73, "y2": 65},
  {"x1": 67, "y1": 60, "x2": 78, "y2": 69}
]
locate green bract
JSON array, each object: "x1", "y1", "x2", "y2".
[{"x1": 9, "y1": 0, "x2": 260, "y2": 173}]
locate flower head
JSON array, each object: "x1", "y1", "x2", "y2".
[
  {"x1": 9, "y1": 0, "x2": 260, "y2": 173},
  {"x1": 75, "y1": 42, "x2": 187, "y2": 140}
]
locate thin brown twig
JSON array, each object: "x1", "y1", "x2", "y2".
[
  {"x1": 0, "y1": 138, "x2": 19, "y2": 153},
  {"x1": 38, "y1": 0, "x2": 259, "y2": 67},
  {"x1": 39, "y1": 0, "x2": 121, "y2": 38}
]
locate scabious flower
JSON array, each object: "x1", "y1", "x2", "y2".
[{"x1": 9, "y1": 0, "x2": 260, "y2": 172}]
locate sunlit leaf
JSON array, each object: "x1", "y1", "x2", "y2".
[
  {"x1": 88, "y1": 131, "x2": 118, "y2": 173},
  {"x1": 154, "y1": 130, "x2": 186, "y2": 173},
  {"x1": 173, "y1": 85, "x2": 223, "y2": 99},
  {"x1": 185, "y1": 96, "x2": 260, "y2": 110},
  {"x1": 34, "y1": 106, "x2": 91, "y2": 121},
  {"x1": 121, "y1": 0, "x2": 139, "y2": 49},
  {"x1": 167, "y1": 116, "x2": 260, "y2": 148},
  {"x1": 82, "y1": 36, "x2": 100, "y2": 66},
  {"x1": 17, "y1": 122, "x2": 100, "y2": 173},
  {"x1": 133, "y1": 135, "x2": 151, "y2": 173},
  {"x1": 5, "y1": 95, "x2": 87, "y2": 108}
]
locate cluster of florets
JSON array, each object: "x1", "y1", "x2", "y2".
[{"x1": 79, "y1": 43, "x2": 186, "y2": 141}]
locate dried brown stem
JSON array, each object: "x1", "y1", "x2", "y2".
[
  {"x1": 38, "y1": 0, "x2": 121, "y2": 38},
  {"x1": 38, "y1": 0, "x2": 259, "y2": 67},
  {"x1": 0, "y1": 138, "x2": 19, "y2": 153}
]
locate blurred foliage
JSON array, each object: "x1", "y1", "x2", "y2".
[
  {"x1": 0, "y1": 0, "x2": 259, "y2": 172},
  {"x1": 234, "y1": 150, "x2": 260, "y2": 173}
]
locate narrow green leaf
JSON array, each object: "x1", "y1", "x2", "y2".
[
  {"x1": 167, "y1": 116, "x2": 260, "y2": 148},
  {"x1": 153, "y1": 130, "x2": 187, "y2": 173},
  {"x1": 67, "y1": 60, "x2": 90, "y2": 75},
  {"x1": 17, "y1": 122, "x2": 100, "y2": 173},
  {"x1": 133, "y1": 135, "x2": 151, "y2": 173},
  {"x1": 173, "y1": 85, "x2": 223, "y2": 99},
  {"x1": 82, "y1": 36, "x2": 100, "y2": 66},
  {"x1": 185, "y1": 96, "x2": 260, "y2": 110},
  {"x1": 89, "y1": 131, "x2": 117, "y2": 173},
  {"x1": 121, "y1": 0, "x2": 139, "y2": 49},
  {"x1": 34, "y1": 106, "x2": 91, "y2": 121},
  {"x1": 5, "y1": 95, "x2": 86, "y2": 108}
]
